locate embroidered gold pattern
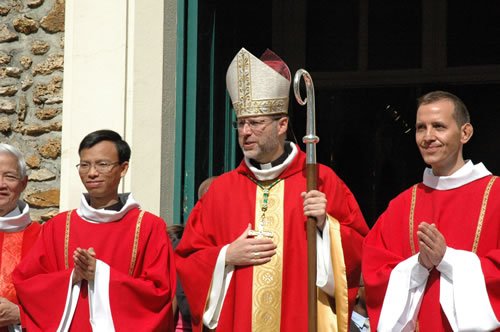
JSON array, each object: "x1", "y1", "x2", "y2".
[
  {"x1": 252, "y1": 181, "x2": 284, "y2": 332},
  {"x1": 235, "y1": 51, "x2": 288, "y2": 117},
  {"x1": 0, "y1": 232, "x2": 23, "y2": 301}
]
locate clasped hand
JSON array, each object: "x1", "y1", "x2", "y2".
[
  {"x1": 417, "y1": 222, "x2": 446, "y2": 270},
  {"x1": 72, "y1": 247, "x2": 96, "y2": 284}
]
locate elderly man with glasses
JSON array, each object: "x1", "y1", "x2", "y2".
[
  {"x1": 14, "y1": 129, "x2": 176, "y2": 331},
  {"x1": 176, "y1": 48, "x2": 369, "y2": 332},
  {"x1": 0, "y1": 143, "x2": 41, "y2": 332}
]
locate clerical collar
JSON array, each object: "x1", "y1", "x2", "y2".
[
  {"x1": 249, "y1": 142, "x2": 292, "y2": 170},
  {"x1": 0, "y1": 200, "x2": 32, "y2": 232},
  {"x1": 422, "y1": 160, "x2": 491, "y2": 190},
  {"x1": 244, "y1": 142, "x2": 298, "y2": 181},
  {"x1": 103, "y1": 200, "x2": 124, "y2": 211},
  {"x1": 77, "y1": 193, "x2": 140, "y2": 223}
]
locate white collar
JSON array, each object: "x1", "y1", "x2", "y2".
[
  {"x1": 423, "y1": 160, "x2": 491, "y2": 190},
  {"x1": 244, "y1": 142, "x2": 298, "y2": 181},
  {"x1": 76, "y1": 193, "x2": 140, "y2": 223},
  {"x1": 0, "y1": 201, "x2": 32, "y2": 232}
]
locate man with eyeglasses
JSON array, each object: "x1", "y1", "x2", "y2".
[
  {"x1": 14, "y1": 130, "x2": 176, "y2": 331},
  {"x1": 176, "y1": 48, "x2": 369, "y2": 332},
  {"x1": 0, "y1": 143, "x2": 41, "y2": 332}
]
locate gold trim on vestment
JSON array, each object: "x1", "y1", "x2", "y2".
[
  {"x1": 129, "y1": 210, "x2": 145, "y2": 275},
  {"x1": 65, "y1": 210, "x2": 73, "y2": 269},
  {"x1": 64, "y1": 210, "x2": 145, "y2": 275},
  {"x1": 409, "y1": 177, "x2": 497, "y2": 255},
  {"x1": 409, "y1": 185, "x2": 418, "y2": 255},
  {"x1": 317, "y1": 216, "x2": 349, "y2": 332},
  {"x1": 251, "y1": 181, "x2": 284, "y2": 332},
  {"x1": 472, "y1": 176, "x2": 497, "y2": 253}
]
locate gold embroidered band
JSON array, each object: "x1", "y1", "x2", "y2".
[{"x1": 251, "y1": 181, "x2": 284, "y2": 332}]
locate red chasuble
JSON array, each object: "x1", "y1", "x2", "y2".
[
  {"x1": 13, "y1": 208, "x2": 176, "y2": 331},
  {"x1": 0, "y1": 222, "x2": 41, "y2": 332},
  {"x1": 363, "y1": 176, "x2": 500, "y2": 331},
  {"x1": 176, "y1": 148, "x2": 368, "y2": 332}
]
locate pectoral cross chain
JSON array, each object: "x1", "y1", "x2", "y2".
[{"x1": 246, "y1": 176, "x2": 282, "y2": 239}]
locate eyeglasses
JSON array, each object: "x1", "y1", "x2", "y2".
[
  {"x1": 232, "y1": 116, "x2": 283, "y2": 133},
  {"x1": 76, "y1": 161, "x2": 121, "y2": 174}
]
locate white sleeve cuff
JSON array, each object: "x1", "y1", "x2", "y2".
[
  {"x1": 56, "y1": 270, "x2": 81, "y2": 332},
  {"x1": 88, "y1": 260, "x2": 115, "y2": 332},
  {"x1": 203, "y1": 245, "x2": 234, "y2": 329},
  {"x1": 437, "y1": 247, "x2": 500, "y2": 331},
  {"x1": 316, "y1": 218, "x2": 334, "y2": 296},
  {"x1": 378, "y1": 254, "x2": 429, "y2": 332}
]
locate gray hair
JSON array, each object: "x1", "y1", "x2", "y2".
[{"x1": 0, "y1": 143, "x2": 27, "y2": 179}]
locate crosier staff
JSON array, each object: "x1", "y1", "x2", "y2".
[{"x1": 293, "y1": 69, "x2": 320, "y2": 332}]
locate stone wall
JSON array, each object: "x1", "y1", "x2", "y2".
[{"x1": 0, "y1": 0, "x2": 64, "y2": 221}]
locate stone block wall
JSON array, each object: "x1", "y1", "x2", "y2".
[{"x1": 0, "y1": 0, "x2": 65, "y2": 221}]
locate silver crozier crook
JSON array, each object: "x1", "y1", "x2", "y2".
[
  {"x1": 293, "y1": 69, "x2": 319, "y2": 332},
  {"x1": 293, "y1": 69, "x2": 320, "y2": 163}
]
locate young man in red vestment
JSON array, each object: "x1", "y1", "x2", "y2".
[
  {"x1": 0, "y1": 143, "x2": 41, "y2": 332},
  {"x1": 363, "y1": 91, "x2": 500, "y2": 331},
  {"x1": 175, "y1": 48, "x2": 369, "y2": 332},
  {"x1": 13, "y1": 130, "x2": 176, "y2": 331}
]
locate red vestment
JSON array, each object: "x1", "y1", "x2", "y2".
[
  {"x1": 363, "y1": 176, "x2": 500, "y2": 331},
  {"x1": 13, "y1": 208, "x2": 176, "y2": 331},
  {"x1": 176, "y1": 148, "x2": 368, "y2": 332},
  {"x1": 0, "y1": 222, "x2": 41, "y2": 332}
]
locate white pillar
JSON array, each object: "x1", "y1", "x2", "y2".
[{"x1": 60, "y1": 0, "x2": 176, "y2": 220}]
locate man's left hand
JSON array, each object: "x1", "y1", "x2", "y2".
[
  {"x1": 0, "y1": 297, "x2": 20, "y2": 327},
  {"x1": 417, "y1": 222, "x2": 446, "y2": 268},
  {"x1": 73, "y1": 247, "x2": 97, "y2": 282},
  {"x1": 301, "y1": 190, "x2": 327, "y2": 231}
]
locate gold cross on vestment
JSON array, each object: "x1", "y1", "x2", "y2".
[{"x1": 248, "y1": 226, "x2": 274, "y2": 238}]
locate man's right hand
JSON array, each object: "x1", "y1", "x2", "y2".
[
  {"x1": 417, "y1": 222, "x2": 447, "y2": 270},
  {"x1": 225, "y1": 224, "x2": 277, "y2": 266},
  {"x1": 72, "y1": 247, "x2": 97, "y2": 284}
]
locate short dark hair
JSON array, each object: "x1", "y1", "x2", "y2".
[
  {"x1": 167, "y1": 224, "x2": 184, "y2": 248},
  {"x1": 78, "y1": 129, "x2": 131, "y2": 163},
  {"x1": 417, "y1": 91, "x2": 470, "y2": 126}
]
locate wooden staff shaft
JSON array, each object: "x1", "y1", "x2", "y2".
[{"x1": 307, "y1": 162, "x2": 318, "y2": 332}]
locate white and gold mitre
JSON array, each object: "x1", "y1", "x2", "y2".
[{"x1": 226, "y1": 48, "x2": 291, "y2": 118}]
